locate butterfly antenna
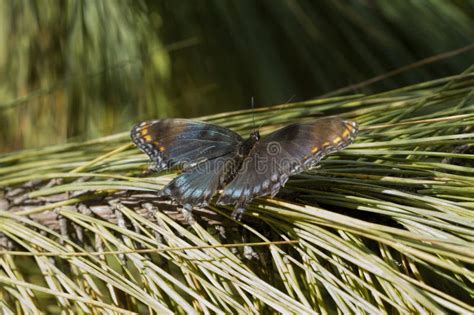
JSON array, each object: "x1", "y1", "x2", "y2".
[{"x1": 251, "y1": 96, "x2": 256, "y2": 132}]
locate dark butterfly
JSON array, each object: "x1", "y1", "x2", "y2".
[{"x1": 131, "y1": 117, "x2": 358, "y2": 219}]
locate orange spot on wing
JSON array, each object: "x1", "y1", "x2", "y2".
[
  {"x1": 332, "y1": 136, "x2": 342, "y2": 144},
  {"x1": 159, "y1": 146, "x2": 165, "y2": 152},
  {"x1": 311, "y1": 147, "x2": 319, "y2": 154},
  {"x1": 342, "y1": 129, "x2": 350, "y2": 138},
  {"x1": 323, "y1": 141, "x2": 331, "y2": 147},
  {"x1": 143, "y1": 135, "x2": 152, "y2": 141}
]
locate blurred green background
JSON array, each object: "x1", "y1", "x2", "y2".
[{"x1": 0, "y1": 0, "x2": 473, "y2": 152}]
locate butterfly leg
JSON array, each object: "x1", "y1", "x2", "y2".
[
  {"x1": 181, "y1": 203, "x2": 196, "y2": 224},
  {"x1": 242, "y1": 229, "x2": 258, "y2": 260},
  {"x1": 231, "y1": 207, "x2": 246, "y2": 221}
]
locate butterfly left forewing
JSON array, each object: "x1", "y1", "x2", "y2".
[
  {"x1": 218, "y1": 117, "x2": 358, "y2": 213},
  {"x1": 131, "y1": 119, "x2": 243, "y2": 171}
]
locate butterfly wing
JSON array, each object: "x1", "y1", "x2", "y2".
[
  {"x1": 163, "y1": 151, "x2": 241, "y2": 208},
  {"x1": 217, "y1": 118, "x2": 358, "y2": 212},
  {"x1": 131, "y1": 119, "x2": 243, "y2": 171}
]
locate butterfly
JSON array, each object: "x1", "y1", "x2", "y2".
[{"x1": 131, "y1": 117, "x2": 358, "y2": 219}]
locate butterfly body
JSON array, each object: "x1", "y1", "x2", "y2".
[{"x1": 131, "y1": 117, "x2": 358, "y2": 219}]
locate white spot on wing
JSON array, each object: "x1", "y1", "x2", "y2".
[
  {"x1": 262, "y1": 180, "x2": 270, "y2": 189},
  {"x1": 244, "y1": 187, "x2": 251, "y2": 196},
  {"x1": 253, "y1": 185, "x2": 260, "y2": 194},
  {"x1": 232, "y1": 188, "x2": 242, "y2": 198}
]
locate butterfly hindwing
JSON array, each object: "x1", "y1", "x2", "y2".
[
  {"x1": 217, "y1": 117, "x2": 358, "y2": 209},
  {"x1": 163, "y1": 151, "x2": 242, "y2": 208},
  {"x1": 131, "y1": 119, "x2": 243, "y2": 171}
]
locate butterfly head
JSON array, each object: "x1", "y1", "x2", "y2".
[
  {"x1": 250, "y1": 130, "x2": 260, "y2": 142},
  {"x1": 240, "y1": 130, "x2": 260, "y2": 156}
]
